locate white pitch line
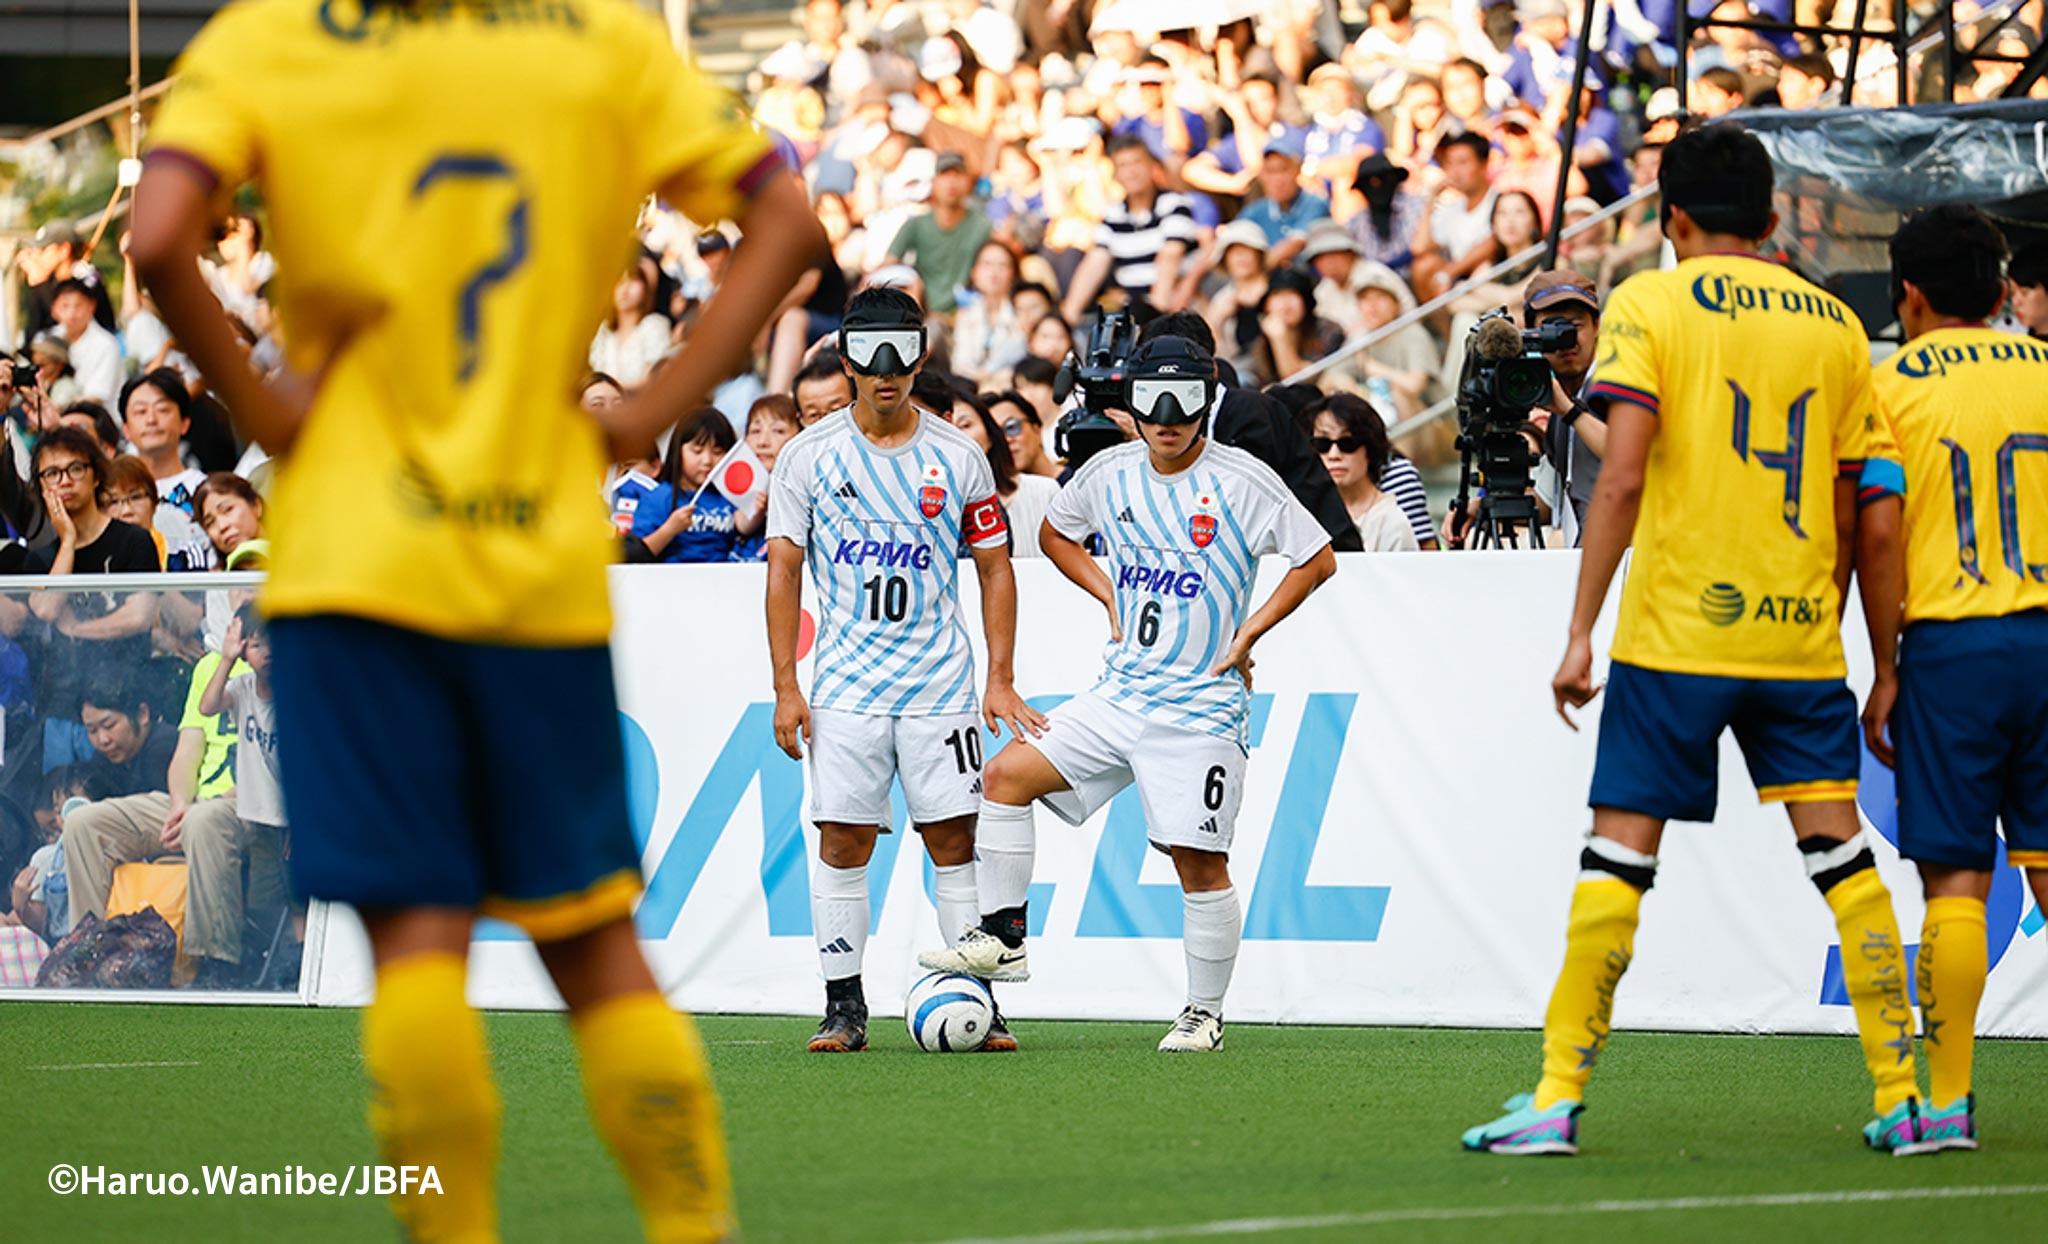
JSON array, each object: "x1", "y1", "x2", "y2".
[
  {"x1": 27, "y1": 1060, "x2": 202, "y2": 1071},
  {"x1": 923, "y1": 1184, "x2": 2048, "y2": 1244}
]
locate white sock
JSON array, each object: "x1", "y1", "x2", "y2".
[
  {"x1": 974, "y1": 800, "x2": 1036, "y2": 916},
  {"x1": 933, "y1": 861, "x2": 978, "y2": 945},
  {"x1": 1182, "y1": 887, "x2": 1241, "y2": 1016},
  {"x1": 811, "y1": 861, "x2": 868, "y2": 982}
]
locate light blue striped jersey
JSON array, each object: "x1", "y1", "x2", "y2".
[
  {"x1": 1046, "y1": 440, "x2": 1330, "y2": 741},
  {"x1": 767, "y1": 406, "x2": 1008, "y2": 717}
]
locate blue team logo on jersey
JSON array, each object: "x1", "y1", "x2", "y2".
[
  {"x1": 1699, "y1": 582, "x2": 1746, "y2": 626},
  {"x1": 1189, "y1": 490, "x2": 1220, "y2": 549},
  {"x1": 919, "y1": 463, "x2": 947, "y2": 519}
]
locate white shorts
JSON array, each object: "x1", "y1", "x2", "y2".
[
  {"x1": 1030, "y1": 691, "x2": 1246, "y2": 854},
  {"x1": 807, "y1": 707, "x2": 984, "y2": 828}
]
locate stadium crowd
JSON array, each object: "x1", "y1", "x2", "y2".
[{"x1": 3, "y1": 0, "x2": 2048, "y2": 986}]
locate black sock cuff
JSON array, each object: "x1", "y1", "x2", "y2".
[
  {"x1": 1799, "y1": 835, "x2": 1876, "y2": 896},
  {"x1": 982, "y1": 905, "x2": 1028, "y2": 948}
]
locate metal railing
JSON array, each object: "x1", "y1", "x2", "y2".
[{"x1": 1283, "y1": 180, "x2": 1660, "y2": 409}]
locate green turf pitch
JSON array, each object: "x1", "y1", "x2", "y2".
[{"x1": 7, "y1": 1005, "x2": 2047, "y2": 1243}]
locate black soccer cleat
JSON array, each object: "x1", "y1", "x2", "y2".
[
  {"x1": 981, "y1": 1003, "x2": 1018, "y2": 1053},
  {"x1": 807, "y1": 1002, "x2": 869, "y2": 1053}
]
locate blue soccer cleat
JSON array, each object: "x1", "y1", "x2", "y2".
[
  {"x1": 1919, "y1": 1096, "x2": 1978, "y2": 1151},
  {"x1": 1863, "y1": 1098, "x2": 1936, "y2": 1156},
  {"x1": 1461, "y1": 1093, "x2": 1581, "y2": 1155}
]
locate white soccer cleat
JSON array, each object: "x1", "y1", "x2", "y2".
[
  {"x1": 1158, "y1": 1006, "x2": 1224, "y2": 1053},
  {"x1": 916, "y1": 928, "x2": 1030, "y2": 982}
]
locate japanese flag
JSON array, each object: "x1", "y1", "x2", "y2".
[{"x1": 708, "y1": 440, "x2": 768, "y2": 511}]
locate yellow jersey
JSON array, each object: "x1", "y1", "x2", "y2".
[
  {"x1": 1587, "y1": 254, "x2": 1886, "y2": 680},
  {"x1": 146, "y1": 0, "x2": 776, "y2": 644},
  {"x1": 1870, "y1": 325, "x2": 2048, "y2": 624}
]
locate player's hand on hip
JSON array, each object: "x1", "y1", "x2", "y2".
[
  {"x1": 1104, "y1": 599, "x2": 1124, "y2": 643},
  {"x1": 773, "y1": 689, "x2": 811, "y2": 761},
  {"x1": 1861, "y1": 674, "x2": 1898, "y2": 769},
  {"x1": 984, "y1": 678, "x2": 1047, "y2": 740},
  {"x1": 1551, "y1": 634, "x2": 1601, "y2": 730},
  {"x1": 1213, "y1": 636, "x2": 1255, "y2": 690}
]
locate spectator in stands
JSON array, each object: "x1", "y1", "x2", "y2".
[
  {"x1": 943, "y1": 385, "x2": 1057, "y2": 558},
  {"x1": 60, "y1": 400, "x2": 122, "y2": 461},
  {"x1": 1347, "y1": 153, "x2": 1430, "y2": 281},
  {"x1": 120, "y1": 370, "x2": 214, "y2": 572},
  {"x1": 203, "y1": 211, "x2": 274, "y2": 326},
  {"x1": 1491, "y1": 104, "x2": 1587, "y2": 228},
  {"x1": 1028, "y1": 313, "x2": 1076, "y2": 364},
  {"x1": 1521, "y1": 270, "x2": 1607, "y2": 539},
  {"x1": 195, "y1": 603, "x2": 288, "y2": 985},
  {"x1": 1202, "y1": 221, "x2": 1273, "y2": 381},
  {"x1": 1011, "y1": 356, "x2": 1063, "y2": 432},
  {"x1": 1777, "y1": 53, "x2": 1836, "y2": 109},
  {"x1": 49, "y1": 281, "x2": 123, "y2": 405},
  {"x1": 1184, "y1": 72, "x2": 1309, "y2": 200},
  {"x1": 1413, "y1": 131, "x2": 1499, "y2": 299},
  {"x1": 817, "y1": 191, "x2": 869, "y2": 283},
  {"x1": 888, "y1": 152, "x2": 993, "y2": 316},
  {"x1": 1253, "y1": 267, "x2": 1345, "y2": 388},
  {"x1": 1440, "y1": 56, "x2": 1498, "y2": 135},
  {"x1": 1387, "y1": 76, "x2": 1455, "y2": 181},
  {"x1": 14, "y1": 219, "x2": 117, "y2": 347},
  {"x1": 100, "y1": 455, "x2": 167, "y2": 570},
  {"x1": 1302, "y1": 64, "x2": 1386, "y2": 194},
  {"x1": 1309, "y1": 393, "x2": 1420, "y2": 552},
  {"x1": 1504, "y1": 0, "x2": 1581, "y2": 110},
  {"x1": 1343, "y1": 263, "x2": 1442, "y2": 425},
  {"x1": 988, "y1": 390, "x2": 1058, "y2": 482},
  {"x1": 1556, "y1": 196, "x2": 1614, "y2": 281},
  {"x1": 1135, "y1": 311, "x2": 1363, "y2": 551},
  {"x1": 1011, "y1": 281, "x2": 1058, "y2": 344},
  {"x1": 27, "y1": 333, "x2": 80, "y2": 410},
  {"x1": 589, "y1": 261, "x2": 671, "y2": 389},
  {"x1": 794, "y1": 349, "x2": 855, "y2": 426},
  {"x1": 953, "y1": 240, "x2": 1030, "y2": 384},
  {"x1": 193, "y1": 472, "x2": 267, "y2": 566},
  {"x1": 1239, "y1": 137, "x2": 1331, "y2": 265},
  {"x1": 1691, "y1": 66, "x2": 1748, "y2": 117},
  {"x1": 22, "y1": 428, "x2": 158, "y2": 584},
  {"x1": 1302, "y1": 222, "x2": 1370, "y2": 336},
  {"x1": 732, "y1": 395, "x2": 800, "y2": 564},
  {"x1": 1060, "y1": 136, "x2": 1198, "y2": 323},
  {"x1": 1109, "y1": 57, "x2": 1208, "y2": 177},
  {"x1": 2010, "y1": 244, "x2": 2048, "y2": 342},
  {"x1": 634, "y1": 407, "x2": 758, "y2": 564}
]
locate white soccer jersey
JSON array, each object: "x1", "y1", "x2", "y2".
[
  {"x1": 768, "y1": 407, "x2": 1009, "y2": 717},
  {"x1": 1046, "y1": 440, "x2": 1330, "y2": 742}
]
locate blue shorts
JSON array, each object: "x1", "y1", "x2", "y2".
[
  {"x1": 1894, "y1": 611, "x2": 2048, "y2": 871},
  {"x1": 1589, "y1": 661, "x2": 1860, "y2": 824},
  {"x1": 268, "y1": 615, "x2": 641, "y2": 941}
]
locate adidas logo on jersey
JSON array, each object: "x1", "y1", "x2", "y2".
[
  {"x1": 1197, "y1": 817, "x2": 1218, "y2": 835},
  {"x1": 1116, "y1": 507, "x2": 1136, "y2": 522},
  {"x1": 834, "y1": 481, "x2": 860, "y2": 500},
  {"x1": 820, "y1": 937, "x2": 855, "y2": 955},
  {"x1": 970, "y1": 778, "x2": 983, "y2": 795}
]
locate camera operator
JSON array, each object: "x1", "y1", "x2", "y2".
[
  {"x1": 1133, "y1": 313, "x2": 1363, "y2": 552},
  {"x1": 1521, "y1": 271, "x2": 1608, "y2": 544}
]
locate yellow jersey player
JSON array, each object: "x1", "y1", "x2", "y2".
[
  {"x1": 129, "y1": 2, "x2": 823, "y2": 1240},
  {"x1": 1462, "y1": 123, "x2": 1925, "y2": 1156},
  {"x1": 1859, "y1": 205, "x2": 2048, "y2": 1153}
]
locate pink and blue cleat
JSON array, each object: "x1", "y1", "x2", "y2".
[
  {"x1": 1918, "y1": 1096, "x2": 1978, "y2": 1151},
  {"x1": 1863, "y1": 1098, "x2": 1938, "y2": 1156},
  {"x1": 1461, "y1": 1093, "x2": 1582, "y2": 1155}
]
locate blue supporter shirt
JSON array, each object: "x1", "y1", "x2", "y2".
[
  {"x1": 1303, "y1": 112, "x2": 1384, "y2": 184},
  {"x1": 632, "y1": 485, "x2": 742, "y2": 563},
  {"x1": 1113, "y1": 109, "x2": 1210, "y2": 165},
  {"x1": 1206, "y1": 122, "x2": 1311, "y2": 176},
  {"x1": 1239, "y1": 190, "x2": 1332, "y2": 245}
]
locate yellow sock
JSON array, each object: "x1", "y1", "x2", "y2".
[
  {"x1": 1820, "y1": 866, "x2": 1919, "y2": 1114},
  {"x1": 572, "y1": 991, "x2": 736, "y2": 1244},
  {"x1": 362, "y1": 953, "x2": 500, "y2": 1244},
  {"x1": 1919, "y1": 896, "x2": 1988, "y2": 1107},
  {"x1": 1534, "y1": 877, "x2": 1643, "y2": 1109}
]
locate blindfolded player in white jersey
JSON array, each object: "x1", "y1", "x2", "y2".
[
  {"x1": 919, "y1": 336, "x2": 1338, "y2": 1051},
  {"x1": 766, "y1": 286, "x2": 1045, "y2": 1053}
]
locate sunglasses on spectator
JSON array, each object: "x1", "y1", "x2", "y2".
[
  {"x1": 1312, "y1": 435, "x2": 1367, "y2": 455},
  {"x1": 1001, "y1": 418, "x2": 1026, "y2": 438},
  {"x1": 36, "y1": 461, "x2": 92, "y2": 484}
]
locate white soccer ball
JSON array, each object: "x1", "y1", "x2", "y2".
[{"x1": 904, "y1": 971, "x2": 994, "y2": 1053}]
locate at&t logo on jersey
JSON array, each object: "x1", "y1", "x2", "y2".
[
  {"x1": 1698, "y1": 581, "x2": 1826, "y2": 626},
  {"x1": 1116, "y1": 564, "x2": 1205, "y2": 598},
  {"x1": 1189, "y1": 491, "x2": 1220, "y2": 549},
  {"x1": 920, "y1": 464, "x2": 948, "y2": 519},
  {"x1": 1699, "y1": 582, "x2": 1745, "y2": 626},
  {"x1": 832, "y1": 539, "x2": 935, "y2": 569}
]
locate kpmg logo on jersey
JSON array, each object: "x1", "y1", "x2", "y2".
[
  {"x1": 1690, "y1": 273, "x2": 1848, "y2": 325},
  {"x1": 1699, "y1": 582, "x2": 1746, "y2": 627},
  {"x1": 1189, "y1": 491, "x2": 1220, "y2": 549},
  {"x1": 832, "y1": 539, "x2": 935, "y2": 569},
  {"x1": 1116, "y1": 564, "x2": 1205, "y2": 598},
  {"x1": 920, "y1": 464, "x2": 948, "y2": 519}
]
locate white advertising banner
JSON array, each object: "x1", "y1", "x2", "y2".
[{"x1": 307, "y1": 558, "x2": 2048, "y2": 1038}]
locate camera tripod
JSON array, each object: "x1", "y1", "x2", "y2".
[{"x1": 1459, "y1": 489, "x2": 1546, "y2": 550}]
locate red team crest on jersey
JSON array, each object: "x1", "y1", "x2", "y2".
[
  {"x1": 920, "y1": 464, "x2": 948, "y2": 519},
  {"x1": 1189, "y1": 491, "x2": 1220, "y2": 548}
]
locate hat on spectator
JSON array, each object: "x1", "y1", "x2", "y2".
[
  {"x1": 1306, "y1": 63, "x2": 1356, "y2": 90},
  {"x1": 32, "y1": 219, "x2": 79, "y2": 248},
  {"x1": 29, "y1": 331, "x2": 69, "y2": 363},
  {"x1": 1214, "y1": 220, "x2": 1269, "y2": 256},
  {"x1": 933, "y1": 151, "x2": 969, "y2": 175},
  {"x1": 1353, "y1": 261, "x2": 1418, "y2": 315},
  {"x1": 1644, "y1": 87, "x2": 1686, "y2": 123},
  {"x1": 1522, "y1": 270, "x2": 1601, "y2": 325},
  {"x1": 1351, "y1": 152, "x2": 1410, "y2": 192},
  {"x1": 919, "y1": 37, "x2": 963, "y2": 82},
  {"x1": 1261, "y1": 134, "x2": 1306, "y2": 163},
  {"x1": 1562, "y1": 195, "x2": 1601, "y2": 218},
  {"x1": 1517, "y1": 0, "x2": 1570, "y2": 19},
  {"x1": 760, "y1": 42, "x2": 825, "y2": 83},
  {"x1": 1299, "y1": 221, "x2": 1362, "y2": 263}
]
